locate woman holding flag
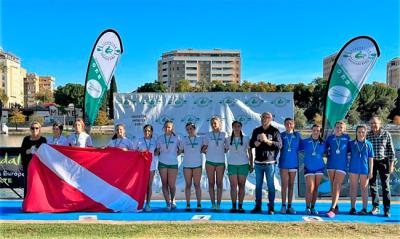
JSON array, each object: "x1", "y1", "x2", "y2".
[
  {"x1": 67, "y1": 118, "x2": 93, "y2": 148},
  {"x1": 133, "y1": 124, "x2": 158, "y2": 212},
  {"x1": 107, "y1": 124, "x2": 134, "y2": 150},
  {"x1": 155, "y1": 120, "x2": 182, "y2": 211},
  {"x1": 300, "y1": 124, "x2": 326, "y2": 215},
  {"x1": 325, "y1": 121, "x2": 350, "y2": 218}
]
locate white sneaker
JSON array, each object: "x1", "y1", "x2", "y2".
[
  {"x1": 280, "y1": 206, "x2": 287, "y2": 214},
  {"x1": 171, "y1": 201, "x2": 177, "y2": 210},
  {"x1": 144, "y1": 204, "x2": 151, "y2": 212}
]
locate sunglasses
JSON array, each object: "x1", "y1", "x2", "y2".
[{"x1": 31, "y1": 127, "x2": 40, "y2": 130}]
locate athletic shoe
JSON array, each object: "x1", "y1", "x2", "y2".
[
  {"x1": 287, "y1": 207, "x2": 296, "y2": 214},
  {"x1": 268, "y1": 207, "x2": 275, "y2": 215},
  {"x1": 349, "y1": 208, "x2": 356, "y2": 215},
  {"x1": 185, "y1": 205, "x2": 191, "y2": 212},
  {"x1": 144, "y1": 204, "x2": 152, "y2": 212},
  {"x1": 334, "y1": 205, "x2": 339, "y2": 214},
  {"x1": 280, "y1": 206, "x2": 287, "y2": 214},
  {"x1": 310, "y1": 208, "x2": 318, "y2": 215},
  {"x1": 237, "y1": 208, "x2": 245, "y2": 213},
  {"x1": 326, "y1": 211, "x2": 335, "y2": 218},
  {"x1": 358, "y1": 209, "x2": 368, "y2": 215},
  {"x1": 165, "y1": 202, "x2": 171, "y2": 212},
  {"x1": 229, "y1": 208, "x2": 237, "y2": 213},
  {"x1": 369, "y1": 206, "x2": 380, "y2": 215},
  {"x1": 195, "y1": 204, "x2": 202, "y2": 212},
  {"x1": 305, "y1": 208, "x2": 311, "y2": 215},
  {"x1": 384, "y1": 210, "x2": 391, "y2": 218},
  {"x1": 250, "y1": 205, "x2": 262, "y2": 214},
  {"x1": 171, "y1": 201, "x2": 177, "y2": 210}
]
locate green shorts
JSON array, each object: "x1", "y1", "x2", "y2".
[
  {"x1": 206, "y1": 161, "x2": 225, "y2": 167},
  {"x1": 158, "y1": 162, "x2": 178, "y2": 169},
  {"x1": 228, "y1": 164, "x2": 249, "y2": 176}
]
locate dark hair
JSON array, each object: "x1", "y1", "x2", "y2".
[
  {"x1": 185, "y1": 122, "x2": 196, "y2": 129},
  {"x1": 163, "y1": 120, "x2": 175, "y2": 136},
  {"x1": 143, "y1": 124, "x2": 154, "y2": 138},
  {"x1": 284, "y1": 117, "x2": 294, "y2": 123},
  {"x1": 230, "y1": 120, "x2": 243, "y2": 146},
  {"x1": 52, "y1": 122, "x2": 63, "y2": 132},
  {"x1": 355, "y1": 124, "x2": 368, "y2": 141},
  {"x1": 311, "y1": 124, "x2": 323, "y2": 143}
]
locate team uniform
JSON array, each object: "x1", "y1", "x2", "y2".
[
  {"x1": 348, "y1": 140, "x2": 374, "y2": 175},
  {"x1": 156, "y1": 134, "x2": 181, "y2": 169},
  {"x1": 133, "y1": 137, "x2": 159, "y2": 171},
  {"x1": 225, "y1": 136, "x2": 250, "y2": 176},
  {"x1": 67, "y1": 132, "x2": 93, "y2": 147},
  {"x1": 107, "y1": 137, "x2": 134, "y2": 150},
  {"x1": 326, "y1": 134, "x2": 350, "y2": 174},
  {"x1": 46, "y1": 135, "x2": 69, "y2": 146},
  {"x1": 180, "y1": 135, "x2": 204, "y2": 169},
  {"x1": 300, "y1": 138, "x2": 327, "y2": 176},
  {"x1": 279, "y1": 131, "x2": 302, "y2": 172},
  {"x1": 204, "y1": 131, "x2": 226, "y2": 167}
]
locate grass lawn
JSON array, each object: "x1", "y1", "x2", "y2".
[{"x1": 1, "y1": 222, "x2": 399, "y2": 238}]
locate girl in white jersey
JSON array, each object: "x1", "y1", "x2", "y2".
[
  {"x1": 155, "y1": 120, "x2": 182, "y2": 211},
  {"x1": 225, "y1": 121, "x2": 253, "y2": 213},
  {"x1": 47, "y1": 122, "x2": 68, "y2": 146},
  {"x1": 133, "y1": 124, "x2": 158, "y2": 212},
  {"x1": 180, "y1": 122, "x2": 204, "y2": 212},
  {"x1": 106, "y1": 124, "x2": 133, "y2": 151},
  {"x1": 202, "y1": 116, "x2": 226, "y2": 210},
  {"x1": 67, "y1": 118, "x2": 93, "y2": 148}
]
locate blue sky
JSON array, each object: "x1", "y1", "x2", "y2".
[{"x1": 1, "y1": 0, "x2": 399, "y2": 93}]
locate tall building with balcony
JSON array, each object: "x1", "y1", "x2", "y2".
[
  {"x1": 323, "y1": 53, "x2": 337, "y2": 81},
  {"x1": 24, "y1": 73, "x2": 40, "y2": 107},
  {"x1": 387, "y1": 57, "x2": 400, "y2": 89},
  {"x1": 158, "y1": 49, "x2": 241, "y2": 91},
  {"x1": 0, "y1": 48, "x2": 26, "y2": 107},
  {"x1": 39, "y1": 76, "x2": 55, "y2": 93}
]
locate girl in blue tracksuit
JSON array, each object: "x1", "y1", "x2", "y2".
[
  {"x1": 279, "y1": 118, "x2": 302, "y2": 214},
  {"x1": 300, "y1": 124, "x2": 326, "y2": 215},
  {"x1": 348, "y1": 125, "x2": 374, "y2": 215},
  {"x1": 325, "y1": 121, "x2": 350, "y2": 218}
]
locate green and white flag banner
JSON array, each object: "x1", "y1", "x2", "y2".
[
  {"x1": 323, "y1": 36, "x2": 380, "y2": 133},
  {"x1": 84, "y1": 30, "x2": 123, "y2": 126}
]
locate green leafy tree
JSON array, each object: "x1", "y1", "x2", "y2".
[
  {"x1": 313, "y1": 113, "x2": 323, "y2": 125},
  {"x1": 54, "y1": 83, "x2": 85, "y2": 108},
  {"x1": 29, "y1": 115, "x2": 44, "y2": 125},
  {"x1": 304, "y1": 78, "x2": 327, "y2": 120},
  {"x1": 35, "y1": 89, "x2": 54, "y2": 103},
  {"x1": 136, "y1": 81, "x2": 167, "y2": 92},
  {"x1": 347, "y1": 108, "x2": 361, "y2": 126},
  {"x1": 175, "y1": 79, "x2": 193, "y2": 92},
  {"x1": 8, "y1": 109, "x2": 26, "y2": 130},
  {"x1": 209, "y1": 81, "x2": 227, "y2": 92},
  {"x1": 0, "y1": 89, "x2": 8, "y2": 106},
  {"x1": 94, "y1": 110, "x2": 112, "y2": 126},
  {"x1": 374, "y1": 107, "x2": 391, "y2": 124},
  {"x1": 294, "y1": 107, "x2": 307, "y2": 129},
  {"x1": 108, "y1": 76, "x2": 117, "y2": 119}
]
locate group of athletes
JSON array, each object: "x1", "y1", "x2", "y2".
[{"x1": 22, "y1": 112, "x2": 396, "y2": 218}]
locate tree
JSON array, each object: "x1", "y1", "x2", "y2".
[
  {"x1": 35, "y1": 89, "x2": 54, "y2": 103},
  {"x1": 389, "y1": 88, "x2": 400, "y2": 120},
  {"x1": 304, "y1": 78, "x2": 327, "y2": 121},
  {"x1": 313, "y1": 113, "x2": 323, "y2": 125},
  {"x1": 347, "y1": 108, "x2": 361, "y2": 126},
  {"x1": 175, "y1": 79, "x2": 193, "y2": 92},
  {"x1": 294, "y1": 107, "x2": 307, "y2": 129},
  {"x1": 54, "y1": 83, "x2": 85, "y2": 108},
  {"x1": 94, "y1": 110, "x2": 112, "y2": 126},
  {"x1": 0, "y1": 89, "x2": 8, "y2": 106},
  {"x1": 108, "y1": 76, "x2": 117, "y2": 119},
  {"x1": 8, "y1": 109, "x2": 26, "y2": 130},
  {"x1": 374, "y1": 107, "x2": 391, "y2": 124},
  {"x1": 136, "y1": 81, "x2": 167, "y2": 92}
]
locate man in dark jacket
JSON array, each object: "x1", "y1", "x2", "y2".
[{"x1": 250, "y1": 112, "x2": 282, "y2": 214}]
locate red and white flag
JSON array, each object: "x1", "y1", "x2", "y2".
[{"x1": 22, "y1": 144, "x2": 151, "y2": 213}]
